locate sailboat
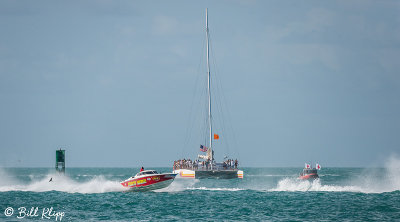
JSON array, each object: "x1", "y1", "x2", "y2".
[{"x1": 173, "y1": 9, "x2": 243, "y2": 179}]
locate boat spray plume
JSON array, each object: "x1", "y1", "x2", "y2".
[
  {"x1": 270, "y1": 155, "x2": 400, "y2": 193},
  {"x1": 0, "y1": 171, "x2": 127, "y2": 194}
]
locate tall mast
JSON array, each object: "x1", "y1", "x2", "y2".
[{"x1": 206, "y1": 8, "x2": 213, "y2": 165}]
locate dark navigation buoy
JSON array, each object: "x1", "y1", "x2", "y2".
[{"x1": 55, "y1": 149, "x2": 65, "y2": 174}]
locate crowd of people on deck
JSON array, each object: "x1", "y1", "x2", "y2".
[
  {"x1": 173, "y1": 159, "x2": 199, "y2": 170},
  {"x1": 173, "y1": 158, "x2": 239, "y2": 170},
  {"x1": 223, "y1": 159, "x2": 238, "y2": 169}
]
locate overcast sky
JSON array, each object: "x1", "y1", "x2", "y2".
[{"x1": 0, "y1": 0, "x2": 399, "y2": 167}]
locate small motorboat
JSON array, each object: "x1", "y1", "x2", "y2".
[
  {"x1": 298, "y1": 163, "x2": 321, "y2": 180},
  {"x1": 121, "y1": 169, "x2": 177, "y2": 191}
]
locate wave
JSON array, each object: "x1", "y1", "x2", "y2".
[
  {"x1": 246, "y1": 174, "x2": 293, "y2": 177},
  {"x1": 1, "y1": 155, "x2": 399, "y2": 194},
  {"x1": 186, "y1": 187, "x2": 244, "y2": 191},
  {"x1": 156, "y1": 179, "x2": 243, "y2": 192},
  {"x1": 0, "y1": 170, "x2": 127, "y2": 194},
  {"x1": 270, "y1": 155, "x2": 400, "y2": 194},
  {"x1": 269, "y1": 178, "x2": 363, "y2": 192},
  {"x1": 155, "y1": 179, "x2": 200, "y2": 192}
]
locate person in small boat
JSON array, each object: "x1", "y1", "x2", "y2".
[{"x1": 140, "y1": 167, "x2": 144, "y2": 172}]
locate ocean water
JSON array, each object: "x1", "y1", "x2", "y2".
[{"x1": 1, "y1": 163, "x2": 400, "y2": 221}]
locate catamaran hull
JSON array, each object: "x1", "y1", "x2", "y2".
[{"x1": 174, "y1": 169, "x2": 243, "y2": 179}]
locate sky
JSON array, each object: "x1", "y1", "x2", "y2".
[{"x1": 0, "y1": 0, "x2": 399, "y2": 167}]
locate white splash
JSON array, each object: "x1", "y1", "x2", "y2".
[
  {"x1": 0, "y1": 172, "x2": 127, "y2": 194},
  {"x1": 353, "y1": 154, "x2": 400, "y2": 193},
  {"x1": 270, "y1": 155, "x2": 400, "y2": 193},
  {"x1": 186, "y1": 187, "x2": 244, "y2": 191},
  {"x1": 269, "y1": 178, "x2": 361, "y2": 192},
  {"x1": 0, "y1": 168, "x2": 17, "y2": 187},
  {"x1": 155, "y1": 179, "x2": 244, "y2": 192},
  {"x1": 155, "y1": 178, "x2": 199, "y2": 192},
  {"x1": 386, "y1": 155, "x2": 400, "y2": 190}
]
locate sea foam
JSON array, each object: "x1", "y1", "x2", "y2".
[
  {"x1": 270, "y1": 155, "x2": 400, "y2": 193},
  {"x1": 0, "y1": 171, "x2": 127, "y2": 194}
]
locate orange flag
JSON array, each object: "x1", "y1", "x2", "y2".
[{"x1": 214, "y1": 134, "x2": 219, "y2": 140}]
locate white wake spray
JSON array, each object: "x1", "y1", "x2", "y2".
[
  {"x1": 270, "y1": 155, "x2": 400, "y2": 193},
  {"x1": 352, "y1": 154, "x2": 400, "y2": 193},
  {"x1": 186, "y1": 187, "x2": 244, "y2": 191},
  {"x1": 0, "y1": 171, "x2": 127, "y2": 194},
  {"x1": 1, "y1": 155, "x2": 399, "y2": 194},
  {"x1": 155, "y1": 178, "x2": 200, "y2": 192},
  {"x1": 269, "y1": 178, "x2": 362, "y2": 192}
]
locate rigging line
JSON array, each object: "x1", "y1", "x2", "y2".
[
  {"x1": 196, "y1": 35, "x2": 210, "y2": 156},
  {"x1": 208, "y1": 35, "x2": 231, "y2": 158},
  {"x1": 193, "y1": 68, "x2": 209, "y2": 153},
  {"x1": 201, "y1": 76, "x2": 209, "y2": 148},
  {"x1": 209, "y1": 35, "x2": 240, "y2": 159},
  {"x1": 206, "y1": 32, "x2": 225, "y2": 159},
  {"x1": 216, "y1": 69, "x2": 240, "y2": 160},
  {"x1": 189, "y1": 67, "x2": 208, "y2": 157},
  {"x1": 187, "y1": 79, "x2": 207, "y2": 158},
  {"x1": 218, "y1": 71, "x2": 241, "y2": 160},
  {"x1": 215, "y1": 69, "x2": 232, "y2": 157},
  {"x1": 181, "y1": 33, "x2": 207, "y2": 159}
]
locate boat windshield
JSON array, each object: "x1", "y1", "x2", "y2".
[
  {"x1": 303, "y1": 169, "x2": 318, "y2": 174},
  {"x1": 135, "y1": 170, "x2": 158, "y2": 177}
]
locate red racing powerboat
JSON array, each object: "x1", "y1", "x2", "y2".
[{"x1": 121, "y1": 169, "x2": 177, "y2": 191}]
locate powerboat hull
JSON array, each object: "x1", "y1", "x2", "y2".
[
  {"x1": 298, "y1": 173, "x2": 319, "y2": 180},
  {"x1": 121, "y1": 173, "x2": 177, "y2": 191}
]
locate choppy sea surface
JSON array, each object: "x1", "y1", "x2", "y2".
[{"x1": 1, "y1": 164, "x2": 400, "y2": 221}]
